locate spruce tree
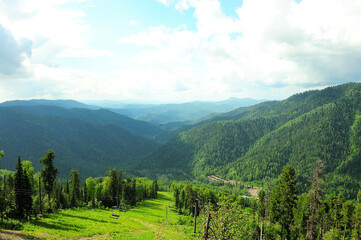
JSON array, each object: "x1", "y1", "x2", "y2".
[
  {"x1": 307, "y1": 160, "x2": 325, "y2": 240},
  {"x1": 39, "y1": 150, "x2": 58, "y2": 210},
  {"x1": 23, "y1": 169, "x2": 33, "y2": 219},
  {"x1": 69, "y1": 170, "x2": 80, "y2": 207},
  {"x1": 15, "y1": 156, "x2": 25, "y2": 218},
  {"x1": 108, "y1": 169, "x2": 123, "y2": 207},
  {"x1": 131, "y1": 178, "x2": 136, "y2": 206},
  {"x1": 270, "y1": 164, "x2": 297, "y2": 240}
]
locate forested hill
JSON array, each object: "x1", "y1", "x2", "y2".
[
  {"x1": 141, "y1": 82, "x2": 361, "y2": 198},
  {"x1": 0, "y1": 99, "x2": 98, "y2": 109},
  {"x1": 0, "y1": 105, "x2": 165, "y2": 139},
  {"x1": 201, "y1": 83, "x2": 357, "y2": 123},
  {"x1": 0, "y1": 108, "x2": 159, "y2": 178}
]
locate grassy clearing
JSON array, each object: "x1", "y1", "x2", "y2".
[{"x1": 0, "y1": 192, "x2": 195, "y2": 240}]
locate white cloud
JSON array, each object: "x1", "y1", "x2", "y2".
[
  {"x1": 117, "y1": 0, "x2": 361, "y2": 100},
  {"x1": 1, "y1": 0, "x2": 361, "y2": 102},
  {"x1": 0, "y1": 0, "x2": 115, "y2": 65},
  {"x1": 0, "y1": 24, "x2": 32, "y2": 75},
  {"x1": 129, "y1": 20, "x2": 137, "y2": 26}
]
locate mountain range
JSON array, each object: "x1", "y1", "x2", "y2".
[
  {"x1": 140, "y1": 83, "x2": 361, "y2": 198},
  {"x1": 0, "y1": 97, "x2": 260, "y2": 177},
  {"x1": 1, "y1": 84, "x2": 361, "y2": 199}
]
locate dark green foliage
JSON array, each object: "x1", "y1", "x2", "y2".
[
  {"x1": 0, "y1": 109, "x2": 159, "y2": 178},
  {"x1": 108, "y1": 169, "x2": 123, "y2": 207},
  {"x1": 0, "y1": 105, "x2": 164, "y2": 138},
  {"x1": 270, "y1": 164, "x2": 297, "y2": 239},
  {"x1": 151, "y1": 180, "x2": 158, "y2": 198},
  {"x1": 143, "y1": 83, "x2": 361, "y2": 198},
  {"x1": 69, "y1": 170, "x2": 80, "y2": 207},
  {"x1": 15, "y1": 156, "x2": 25, "y2": 218},
  {"x1": 39, "y1": 150, "x2": 58, "y2": 207},
  {"x1": 14, "y1": 156, "x2": 32, "y2": 219},
  {"x1": 144, "y1": 116, "x2": 280, "y2": 178}
]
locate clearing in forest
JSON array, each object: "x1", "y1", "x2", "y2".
[{"x1": 0, "y1": 192, "x2": 194, "y2": 240}]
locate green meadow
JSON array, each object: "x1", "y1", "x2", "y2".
[{"x1": 0, "y1": 192, "x2": 194, "y2": 240}]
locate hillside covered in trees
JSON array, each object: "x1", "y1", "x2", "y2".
[
  {"x1": 142, "y1": 83, "x2": 361, "y2": 198},
  {"x1": 0, "y1": 108, "x2": 159, "y2": 177}
]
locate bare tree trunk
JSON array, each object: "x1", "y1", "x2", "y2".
[
  {"x1": 39, "y1": 176, "x2": 42, "y2": 214},
  {"x1": 203, "y1": 213, "x2": 211, "y2": 240},
  {"x1": 260, "y1": 218, "x2": 263, "y2": 240},
  {"x1": 344, "y1": 224, "x2": 347, "y2": 240},
  {"x1": 194, "y1": 200, "x2": 198, "y2": 234}
]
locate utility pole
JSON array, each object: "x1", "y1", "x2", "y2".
[{"x1": 39, "y1": 176, "x2": 43, "y2": 214}]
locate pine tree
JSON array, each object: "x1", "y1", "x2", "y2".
[
  {"x1": 69, "y1": 170, "x2": 80, "y2": 207},
  {"x1": 83, "y1": 182, "x2": 88, "y2": 203},
  {"x1": 152, "y1": 180, "x2": 158, "y2": 198},
  {"x1": 15, "y1": 156, "x2": 25, "y2": 218},
  {"x1": 108, "y1": 169, "x2": 122, "y2": 207},
  {"x1": 39, "y1": 150, "x2": 58, "y2": 210},
  {"x1": 307, "y1": 160, "x2": 325, "y2": 240},
  {"x1": 258, "y1": 189, "x2": 266, "y2": 240},
  {"x1": 131, "y1": 178, "x2": 136, "y2": 206},
  {"x1": 23, "y1": 169, "x2": 33, "y2": 219},
  {"x1": 270, "y1": 164, "x2": 297, "y2": 240}
]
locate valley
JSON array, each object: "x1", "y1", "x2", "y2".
[{"x1": 2, "y1": 83, "x2": 361, "y2": 239}]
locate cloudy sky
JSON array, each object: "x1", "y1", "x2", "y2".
[{"x1": 0, "y1": 0, "x2": 361, "y2": 103}]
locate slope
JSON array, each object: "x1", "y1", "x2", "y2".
[
  {"x1": 111, "y1": 97, "x2": 265, "y2": 124},
  {"x1": 0, "y1": 105, "x2": 165, "y2": 139},
  {"x1": 141, "y1": 83, "x2": 361, "y2": 197},
  {"x1": 0, "y1": 109, "x2": 159, "y2": 178},
  {"x1": 0, "y1": 99, "x2": 98, "y2": 109}
]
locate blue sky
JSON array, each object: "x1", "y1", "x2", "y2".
[{"x1": 0, "y1": 0, "x2": 360, "y2": 103}]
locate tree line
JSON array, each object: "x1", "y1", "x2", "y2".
[
  {"x1": 172, "y1": 162, "x2": 361, "y2": 239},
  {"x1": 0, "y1": 149, "x2": 158, "y2": 222}
]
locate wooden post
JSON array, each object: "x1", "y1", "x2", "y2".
[
  {"x1": 194, "y1": 200, "x2": 198, "y2": 233},
  {"x1": 39, "y1": 176, "x2": 43, "y2": 214},
  {"x1": 203, "y1": 213, "x2": 211, "y2": 240}
]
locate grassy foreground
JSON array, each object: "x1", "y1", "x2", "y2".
[{"x1": 0, "y1": 192, "x2": 194, "y2": 240}]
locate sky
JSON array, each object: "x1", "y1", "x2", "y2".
[{"x1": 0, "y1": 0, "x2": 361, "y2": 103}]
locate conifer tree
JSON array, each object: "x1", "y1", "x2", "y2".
[
  {"x1": 270, "y1": 164, "x2": 297, "y2": 240},
  {"x1": 258, "y1": 189, "x2": 266, "y2": 240},
  {"x1": 131, "y1": 178, "x2": 136, "y2": 206},
  {"x1": 108, "y1": 169, "x2": 122, "y2": 206},
  {"x1": 152, "y1": 180, "x2": 158, "y2": 198},
  {"x1": 23, "y1": 169, "x2": 33, "y2": 219},
  {"x1": 69, "y1": 170, "x2": 80, "y2": 207},
  {"x1": 15, "y1": 156, "x2": 25, "y2": 218},
  {"x1": 39, "y1": 150, "x2": 58, "y2": 209},
  {"x1": 307, "y1": 160, "x2": 325, "y2": 240}
]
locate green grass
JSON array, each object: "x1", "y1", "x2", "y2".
[{"x1": 5, "y1": 192, "x2": 194, "y2": 239}]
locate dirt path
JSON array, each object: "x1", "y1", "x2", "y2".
[{"x1": 0, "y1": 230, "x2": 40, "y2": 240}]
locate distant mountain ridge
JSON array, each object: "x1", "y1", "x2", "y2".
[
  {"x1": 0, "y1": 105, "x2": 165, "y2": 139},
  {"x1": 0, "y1": 99, "x2": 99, "y2": 110},
  {"x1": 140, "y1": 82, "x2": 361, "y2": 198},
  {"x1": 94, "y1": 97, "x2": 266, "y2": 124},
  {"x1": 1, "y1": 98, "x2": 266, "y2": 126},
  {"x1": 0, "y1": 108, "x2": 159, "y2": 178}
]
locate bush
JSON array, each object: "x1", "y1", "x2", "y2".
[{"x1": 1, "y1": 218, "x2": 23, "y2": 230}]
